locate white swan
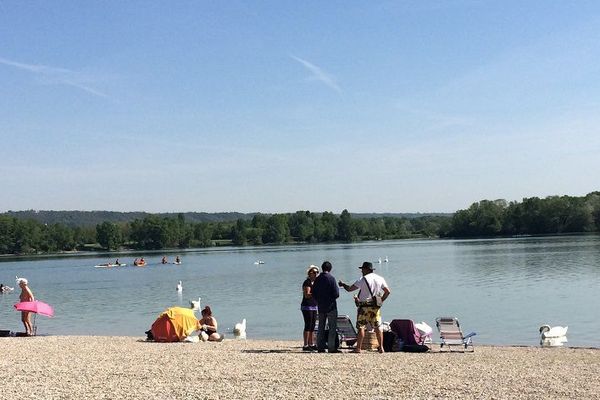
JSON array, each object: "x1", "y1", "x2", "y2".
[
  {"x1": 384, "y1": 256, "x2": 389, "y2": 263},
  {"x1": 539, "y1": 325, "x2": 568, "y2": 347},
  {"x1": 233, "y1": 318, "x2": 247, "y2": 339},
  {"x1": 190, "y1": 297, "x2": 201, "y2": 311},
  {"x1": 176, "y1": 281, "x2": 183, "y2": 292}
]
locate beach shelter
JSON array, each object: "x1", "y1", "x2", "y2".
[{"x1": 150, "y1": 307, "x2": 198, "y2": 342}]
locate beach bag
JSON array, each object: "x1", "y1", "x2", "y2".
[
  {"x1": 355, "y1": 277, "x2": 382, "y2": 308},
  {"x1": 383, "y1": 331, "x2": 398, "y2": 352},
  {"x1": 323, "y1": 329, "x2": 340, "y2": 349}
]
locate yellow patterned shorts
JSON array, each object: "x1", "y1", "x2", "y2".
[{"x1": 356, "y1": 306, "x2": 382, "y2": 329}]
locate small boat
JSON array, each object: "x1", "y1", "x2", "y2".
[
  {"x1": 253, "y1": 260, "x2": 265, "y2": 265},
  {"x1": 94, "y1": 263, "x2": 127, "y2": 268},
  {"x1": 173, "y1": 261, "x2": 182, "y2": 265},
  {"x1": 133, "y1": 261, "x2": 147, "y2": 267}
]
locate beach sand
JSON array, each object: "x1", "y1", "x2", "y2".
[{"x1": 1, "y1": 336, "x2": 598, "y2": 399}]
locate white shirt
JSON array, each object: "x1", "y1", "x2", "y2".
[{"x1": 353, "y1": 273, "x2": 388, "y2": 302}]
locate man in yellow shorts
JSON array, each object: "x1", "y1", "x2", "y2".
[{"x1": 339, "y1": 261, "x2": 391, "y2": 353}]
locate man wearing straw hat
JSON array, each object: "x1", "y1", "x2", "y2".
[{"x1": 339, "y1": 261, "x2": 391, "y2": 353}]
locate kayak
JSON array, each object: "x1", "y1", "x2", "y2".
[
  {"x1": 94, "y1": 263, "x2": 127, "y2": 268},
  {"x1": 173, "y1": 261, "x2": 182, "y2": 265},
  {"x1": 133, "y1": 262, "x2": 147, "y2": 267}
]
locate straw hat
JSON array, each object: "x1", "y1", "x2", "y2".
[{"x1": 306, "y1": 265, "x2": 319, "y2": 275}]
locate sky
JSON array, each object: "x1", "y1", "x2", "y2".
[{"x1": 1, "y1": 1, "x2": 599, "y2": 214}]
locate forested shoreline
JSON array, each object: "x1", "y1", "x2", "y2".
[{"x1": 1, "y1": 192, "x2": 598, "y2": 255}]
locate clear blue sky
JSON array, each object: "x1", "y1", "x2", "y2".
[{"x1": 1, "y1": 1, "x2": 599, "y2": 213}]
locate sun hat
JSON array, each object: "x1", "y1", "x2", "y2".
[
  {"x1": 306, "y1": 265, "x2": 319, "y2": 275},
  {"x1": 358, "y1": 261, "x2": 375, "y2": 271},
  {"x1": 16, "y1": 277, "x2": 28, "y2": 285}
]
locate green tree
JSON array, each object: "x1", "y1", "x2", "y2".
[
  {"x1": 368, "y1": 218, "x2": 386, "y2": 240},
  {"x1": 194, "y1": 223, "x2": 214, "y2": 247},
  {"x1": 289, "y1": 211, "x2": 315, "y2": 242},
  {"x1": 315, "y1": 212, "x2": 337, "y2": 242},
  {"x1": 231, "y1": 219, "x2": 248, "y2": 246},
  {"x1": 263, "y1": 214, "x2": 290, "y2": 244},
  {"x1": 96, "y1": 222, "x2": 123, "y2": 250},
  {"x1": 337, "y1": 209, "x2": 357, "y2": 242}
]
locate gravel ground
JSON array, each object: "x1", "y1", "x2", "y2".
[{"x1": 1, "y1": 336, "x2": 598, "y2": 399}]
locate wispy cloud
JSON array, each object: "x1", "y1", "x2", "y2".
[
  {"x1": 290, "y1": 55, "x2": 342, "y2": 93},
  {"x1": 0, "y1": 56, "x2": 109, "y2": 98}
]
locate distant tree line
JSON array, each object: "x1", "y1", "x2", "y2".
[
  {"x1": 0, "y1": 210, "x2": 448, "y2": 254},
  {"x1": 445, "y1": 192, "x2": 600, "y2": 237},
  {"x1": 2, "y1": 192, "x2": 599, "y2": 255}
]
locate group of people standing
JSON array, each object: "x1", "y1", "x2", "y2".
[{"x1": 301, "y1": 261, "x2": 391, "y2": 353}]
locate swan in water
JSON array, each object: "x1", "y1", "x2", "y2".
[
  {"x1": 176, "y1": 281, "x2": 183, "y2": 292},
  {"x1": 190, "y1": 297, "x2": 201, "y2": 311},
  {"x1": 539, "y1": 325, "x2": 568, "y2": 347},
  {"x1": 233, "y1": 318, "x2": 247, "y2": 339},
  {"x1": 384, "y1": 256, "x2": 389, "y2": 263},
  {"x1": 377, "y1": 257, "x2": 382, "y2": 264}
]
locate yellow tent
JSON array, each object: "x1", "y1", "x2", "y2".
[{"x1": 151, "y1": 307, "x2": 198, "y2": 342}]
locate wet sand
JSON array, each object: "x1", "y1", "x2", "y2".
[{"x1": 1, "y1": 336, "x2": 598, "y2": 399}]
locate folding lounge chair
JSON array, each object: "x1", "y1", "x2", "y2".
[
  {"x1": 313, "y1": 314, "x2": 357, "y2": 348},
  {"x1": 435, "y1": 317, "x2": 476, "y2": 352},
  {"x1": 389, "y1": 319, "x2": 432, "y2": 351},
  {"x1": 335, "y1": 315, "x2": 358, "y2": 347}
]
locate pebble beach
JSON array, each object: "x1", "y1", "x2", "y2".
[{"x1": 1, "y1": 336, "x2": 598, "y2": 399}]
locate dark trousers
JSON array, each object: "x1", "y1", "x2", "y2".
[{"x1": 317, "y1": 308, "x2": 338, "y2": 352}]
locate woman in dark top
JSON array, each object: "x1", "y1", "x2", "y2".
[
  {"x1": 198, "y1": 305, "x2": 222, "y2": 341},
  {"x1": 301, "y1": 265, "x2": 319, "y2": 351}
]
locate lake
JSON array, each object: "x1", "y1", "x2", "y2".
[{"x1": 1, "y1": 235, "x2": 598, "y2": 347}]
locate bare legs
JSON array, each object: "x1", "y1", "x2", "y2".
[
  {"x1": 303, "y1": 330, "x2": 315, "y2": 347},
  {"x1": 21, "y1": 311, "x2": 33, "y2": 336},
  {"x1": 375, "y1": 327, "x2": 384, "y2": 353},
  {"x1": 353, "y1": 327, "x2": 384, "y2": 353}
]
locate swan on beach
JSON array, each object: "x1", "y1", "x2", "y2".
[
  {"x1": 176, "y1": 281, "x2": 183, "y2": 292},
  {"x1": 233, "y1": 318, "x2": 247, "y2": 339},
  {"x1": 539, "y1": 325, "x2": 568, "y2": 347},
  {"x1": 190, "y1": 297, "x2": 201, "y2": 311}
]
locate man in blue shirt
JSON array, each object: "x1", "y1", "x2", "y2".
[{"x1": 312, "y1": 261, "x2": 340, "y2": 353}]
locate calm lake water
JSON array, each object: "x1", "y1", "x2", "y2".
[{"x1": 1, "y1": 236, "x2": 598, "y2": 347}]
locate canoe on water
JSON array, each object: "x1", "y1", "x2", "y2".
[{"x1": 94, "y1": 263, "x2": 127, "y2": 268}]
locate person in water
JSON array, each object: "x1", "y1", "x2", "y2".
[
  {"x1": 17, "y1": 278, "x2": 35, "y2": 335},
  {"x1": 175, "y1": 256, "x2": 181, "y2": 263},
  {"x1": 161, "y1": 256, "x2": 168, "y2": 264},
  {"x1": 198, "y1": 306, "x2": 222, "y2": 341}
]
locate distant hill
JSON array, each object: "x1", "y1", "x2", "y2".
[
  {"x1": 2, "y1": 210, "x2": 452, "y2": 228},
  {"x1": 3, "y1": 210, "x2": 255, "y2": 227}
]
